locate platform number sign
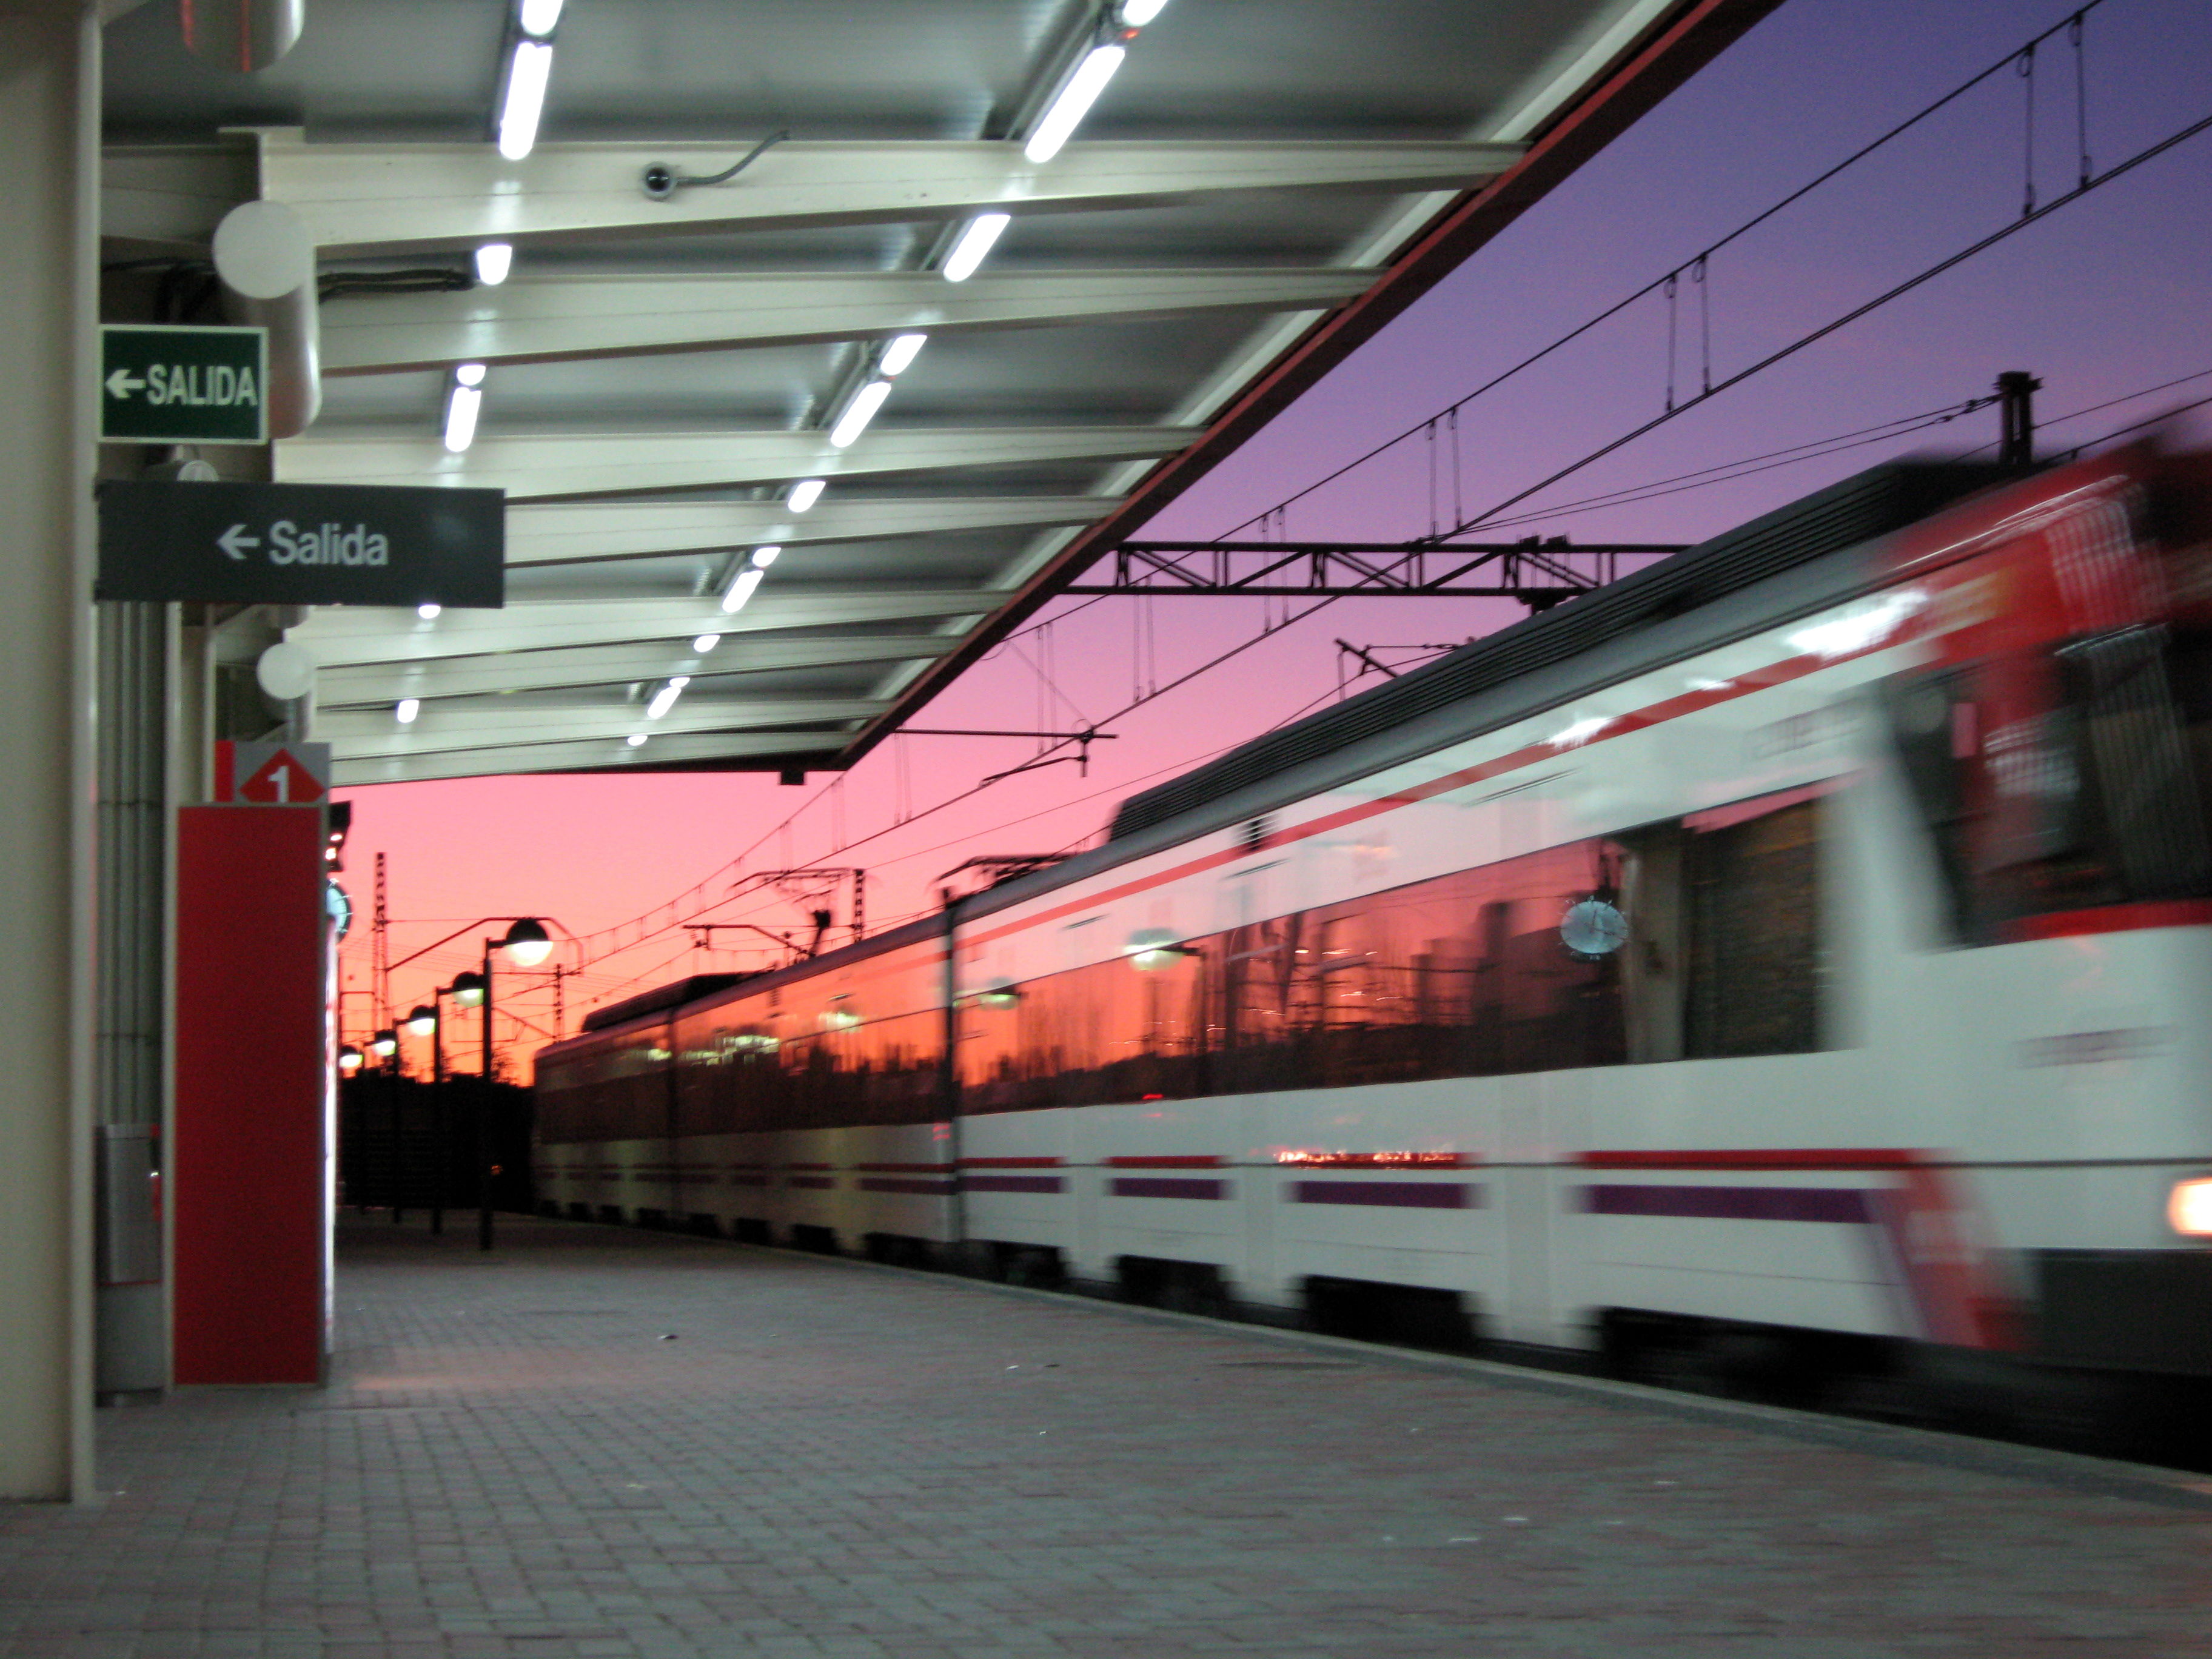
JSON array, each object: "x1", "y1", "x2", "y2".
[{"x1": 213, "y1": 740, "x2": 330, "y2": 805}]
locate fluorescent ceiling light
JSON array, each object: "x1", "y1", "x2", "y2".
[
  {"x1": 646, "y1": 677, "x2": 687, "y2": 720},
  {"x1": 1024, "y1": 44, "x2": 1125, "y2": 164},
  {"x1": 497, "y1": 39, "x2": 554, "y2": 161},
  {"x1": 692, "y1": 633, "x2": 719, "y2": 652},
  {"x1": 626, "y1": 732, "x2": 647, "y2": 748},
  {"x1": 879, "y1": 332, "x2": 927, "y2": 376},
  {"x1": 942, "y1": 212, "x2": 1010, "y2": 282},
  {"x1": 750, "y1": 545, "x2": 782, "y2": 568},
  {"x1": 786, "y1": 478, "x2": 825, "y2": 513},
  {"x1": 829, "y1": 379, "x2": 892, "y2": 449},
  {"x1": 517, "y1": 0, "x2": 562, "y2": 37},
  {"x1": 473, "y1": 243, "x2": 513, "y2": 286},
  {"x1": 720, "y1": 566, "x2": 765, "y2": 614},
  {"x1": 416, "y1": 603, "x2": 442, "y2": 620},
  {"x1": 455, "y1": 361, "x2": 486, "y2": 387},
  {"x1": 1121, "y1": 0, "x2": 1168, "y2": 22},
  {"x1": 395, "y1": 698, "x2": 420, "y2": 724},
  {"x1": 442, "y1": 375, "x2": 483, "y2": 453}
]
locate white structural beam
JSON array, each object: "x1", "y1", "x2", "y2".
[
  {"x1": 287, "y1": 589, "x2": 994, "y2": 668},
  {"x1": 101, "y1": 143, "x2": 255, "y2": 253},
  {"x1": 504, "y1": 497, "x2": 1113, "y2": 566},
  {"x1": 333, "y1": 727, "x2": 844, "y2": 786},
  {"x1": 315, "y1": 634, "x2": 956, "y2": 707},
  {"x1": 277, "y1": 427, "x2": 1199, "y2": 502},
  {"x1": 322, "y1": 269, "x2": 1375, "y2": 376},
  {"x1": 245, "y1": 132, "x2": 1524, "y2": 257},
  {"x1": 323, "y1": 695, "x2": 887, "y2": 756}
]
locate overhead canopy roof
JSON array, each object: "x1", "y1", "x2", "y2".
[{"x1": 101, "y1": 0, "x2": 1777, "y2": 786}]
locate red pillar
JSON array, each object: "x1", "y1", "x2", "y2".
[{"x1": 173, "y1": 805, "x2": 329, "y2": 1385}]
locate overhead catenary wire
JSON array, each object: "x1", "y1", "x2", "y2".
[
  {"x1": 1461, "y1": 397, "x2": 1996, "y2": 534},
  {"x1": 1212, "y1": 1, "x2": 2113, "y2": 543},
  {"x1": 1435, "y1": 99, "x2": 2212, "y2": 541},
  {"x1": 1956, "y1": 366, "x2": 2212, "y2": 456},
  {"x1": 2059, "y1": 389, "x2": 2212, "y2": 457}
]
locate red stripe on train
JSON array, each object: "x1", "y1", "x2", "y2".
[{"x1": 1997, "y1": 900, "x2": 2212, "y2": 942}]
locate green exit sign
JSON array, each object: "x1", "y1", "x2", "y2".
[{"x1": 100, "y1": 324, "x2": 268, "y2": 445}]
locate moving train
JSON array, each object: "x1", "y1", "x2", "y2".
[{"x1": 536, "y1": 443, "x2": 2212, "y2": 1444}]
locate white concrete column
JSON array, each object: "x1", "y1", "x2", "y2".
[{"x1": 0, "y1": 0, "x2": 99, "y2": 1501}]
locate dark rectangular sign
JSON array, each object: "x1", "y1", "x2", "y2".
[
  {"x1": 100, "y1": 325, "x2": 269, "y2": 444},
  {"x1": 96, "y1": 480, "x2": 505, "y2": 607}
]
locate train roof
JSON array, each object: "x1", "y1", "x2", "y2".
[
  {"x1": 579, "y1": 973, "x2": 756, "y2": 1033},
  {"x1": 1107, "y1": 457, "x2": 2020, "y2": 843}
]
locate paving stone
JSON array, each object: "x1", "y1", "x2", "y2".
[{"x1": 4, "y1": 1215, "x2": 2212, "y2": 1655}]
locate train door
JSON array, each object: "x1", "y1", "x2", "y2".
[{"x1": 1495, "y1": 1072, "x2": 1551, "y2": 1345}]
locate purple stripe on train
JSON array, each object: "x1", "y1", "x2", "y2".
[
  {"x1": 964, "y1": 1174, "x2": 1066, "y2": 1195},
  {"x1": 1583, "y1": 1184, "x2": 1870, "y2": 1223},
  {"x1": 1110, "y1": 1176, "x2": 1229, "y2": 1201},
  {"x1": 857, "y1": 1176, "x2": 958, "y2": 1196},
  {"x1": 786, "y1": 1175, "x2": 836, "y2": 1191},
  {"x1": 1291, "y1": 1180, "x2": 1480, "y2": 1210}
]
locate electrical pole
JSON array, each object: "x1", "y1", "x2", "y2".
[
  {"x1": 479, "y1": 937, "x2": 495, "y2": 1253},
  {"x1": 372, "y1": 851, "x2": 390, "y2": 1036},
  {"x1": 1997, "y1": 370, "x2": 2042, "y2": 468}
]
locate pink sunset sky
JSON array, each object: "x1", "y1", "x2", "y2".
[{"x1": 336, "y1": 0, "x2": 2212, "y2": 1068}]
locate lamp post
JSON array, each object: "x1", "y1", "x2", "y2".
[
  {"x1": 383, "y1": 915, "x2": 566, "y2": 1254},
  {"x1": 449, "y1": 968, "x2": 489, "y2": 1248},
  {"x1": 458, "y1": 919, "x2": 554, "y2": 1252},
  {"x1": 406, "y1": 1003, "x2": 440, "y2": 1233},
  {"x1": 365, "y1": 1027, "x2": 403, "y2": 1221}
]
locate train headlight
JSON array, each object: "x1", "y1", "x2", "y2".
[{"x1": 2168, "y1": 1177, "x2": 2212, "y2": 1237}]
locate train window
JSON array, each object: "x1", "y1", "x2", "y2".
[
  {"x1": 1886, "y1": 626, "x2": 2212, "y2": 940},
  {"x1": 1883, "y1": 666, "x2": 1979, "y2": 940},
  {"x1": 2062, "y1": 628, "x2": 2210, "y2": 899},
  {"x1": 954, "y1": 793, "x2": 1842, "y2": 1114},
  {"x1": 1682, "y1": 795, "x2": 1823, "y2": 1058},
  {"x1": 955, "y1": 836, "x2": 1638, "y2": 1111}
]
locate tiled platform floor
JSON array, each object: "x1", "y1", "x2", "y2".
[{"x1": 6, "y1": 1215, "x2": 2212, "y2": 1658}]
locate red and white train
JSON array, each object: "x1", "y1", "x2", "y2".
[{"x1": 536, "y1": 444, "x2": 2212, "y2": 1430}]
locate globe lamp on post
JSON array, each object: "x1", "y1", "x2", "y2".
[
  {"x1": 500, "y1": 917, "x2": 553, "y2": 967},
  {"x1": 380, "y1": 914, "x2": 570, "y2": 1250}
]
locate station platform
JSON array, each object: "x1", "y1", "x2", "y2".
[{"x1": 7, "y1": 1217, "x2": 2212, "y2": 1658}]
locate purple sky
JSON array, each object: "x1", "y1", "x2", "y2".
[{"x1": 337, "y1": 0, "x2": 2212, "y2": 1061}]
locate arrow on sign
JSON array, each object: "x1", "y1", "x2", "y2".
[
  {"x1": 104, "y1": 369, "x2": 146, "y2": 400},
  {"x1": 216, "y1": 524, "x2": 259, "y2": 561}
]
